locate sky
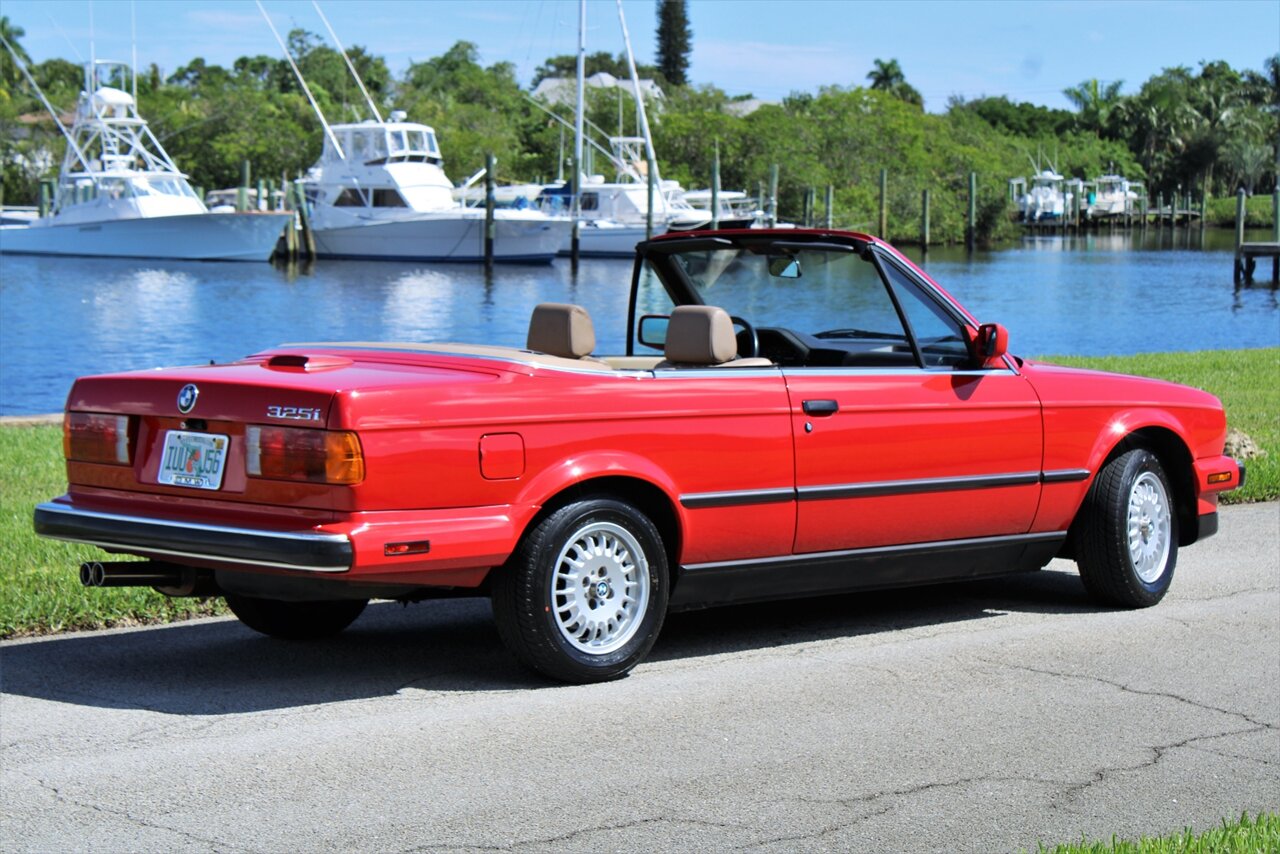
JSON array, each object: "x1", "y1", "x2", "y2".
[{"x1": 3, "y1": 0, "x2": 1278, "y2": 112}]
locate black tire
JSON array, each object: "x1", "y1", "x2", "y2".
[
  {"x1": 1075, "y1": 448, "x2": 1179, "y2": 608},
  {"x1": 491, "y1": 497, "x2": 669, "y2": 684},
  {"x1": 224, "y1": 594, "x2": 368, "y2": 639}
]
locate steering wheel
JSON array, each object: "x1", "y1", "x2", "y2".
[{"x1": 730, "y1": 315, "x2": 759, "y2": 359}]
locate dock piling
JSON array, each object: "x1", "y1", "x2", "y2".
[
  {"x1": 921, "y1": 188, "x2": 930, "y2": 253},
  {"x1": 237, "y1": 160, "x2": 251, "y2": 213},
  {"x1": 768, "y1": 164, "x2": 779, "y2": 228},
  {"x1": 878, "y1": 169, "x2": 888, "y2": 238},
  {"x1": 710, "y1": 142, "x2": 721, "y2": 230},
  {"x1": 824, "y1": 185, "x2": 834, "y2": 229},
  {"x1": 967, "y1": 172, "x2": 976, "y2": 252},
  {"x1": 484, "y1": 153, "x2": 496, "y2": 270}
]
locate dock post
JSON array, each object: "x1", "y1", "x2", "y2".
[
  {"x1": 1233, "y1": 189, "x2": 1246, "y2": 284},
  {"x1": 256, "y1": 178, "x2": 266, "y2": 212},
  {"x1": 1156, "y1": 193, "x2": 1164, "y2": 231},
  {"x1": 710, "y1": 141, "x2": 721, "y2": 230},
  {"x1": 768, "y1": 164, "x2": 779, "y2": 228},
  {"x1": 238, "y1": 160, "x2": 251, "y2": 212},
  {"x1": 484, "y1": 153, "x2": 496, "y2": 270},
  {"x1": 646, "y1": 157, "x2": 656, "y2": 240},
  {"x1": 967, "y1": 172, "x2": 977, "y2": 251},
  {"x1": 1273, "y1": 191, "x2": 1280, "y2": 282},
  {"x1": 825, "y1": 185, "x2": 834, "y2": 229},
  {"x1": 38, "y1": 179, "x2": 51, "y2": 217},
  {"x1": 293, "y1": 181, "x2": 316, "y2": 260},
  {"x1": 921, "y1": 188, "x2": 930, "y2": 254},
  {"x1": 879, "y1": 169, "x2": 888, "y2": 238}
]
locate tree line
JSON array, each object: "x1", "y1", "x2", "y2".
[{"x1": 1, "y1": 14, "x2": 1276, "y2": 244}]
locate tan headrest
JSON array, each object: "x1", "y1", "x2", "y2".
[
  {"x1": 663, "y1": 305, "x2": 738, "y2": 365},
  {"x1": 526, "y1": 303, "x2": 596, "y2": 359}
]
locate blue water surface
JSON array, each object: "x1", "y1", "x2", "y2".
[{"x1": 1, "y1": 228, "x2": 1276, "y2": 415}]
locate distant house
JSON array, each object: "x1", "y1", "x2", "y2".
[
  {"x1": 722, "y1": 98, "x2": 776, "y2": 118},
  {"x1": 531, "y1": 72, "x2": 665, "y2": 108}
]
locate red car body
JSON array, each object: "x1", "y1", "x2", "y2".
[{"x1": 35, "y1": 230, "x2": 1244, "y2": 681}]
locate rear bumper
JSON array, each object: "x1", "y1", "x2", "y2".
[
  {"x1": 33, "y1": 499, "x2": 529, "y2": 585},
  {"x1": 35, "y1": 502, "x2": 353, "y2": 572}
]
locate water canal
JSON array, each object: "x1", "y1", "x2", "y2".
[{"x1": 1, "y1": 228, "x2": 1276, "y2": 416}]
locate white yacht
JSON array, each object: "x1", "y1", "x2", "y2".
[
  {"x1": 535, "y1": 138, "x2": 711, "y2": 257},
  {"x1": 0, "y1": 61, "x2": 290, "y2": 262},
  {"x1": 299, "y1": 114, "x2": 570, "y2": 262},
  {"x1": 1087, "y1": 174, "x2": 1141, "y2": 219},
  {"x1": 1018, "y1": 170, "x2": 1074, "y2": 222},
  {"x1": 681, "y1": 189, "x2": 763, "y2": 229}
]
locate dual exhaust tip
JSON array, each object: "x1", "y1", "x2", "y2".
[{"x1": 79, "y1": 561, "x2": 217, "y2": 597}]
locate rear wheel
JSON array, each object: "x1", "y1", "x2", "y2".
[
  {"x1": 491, "y1": 497, "x2": 668, "y2": 683},
  {"x1": 225, "y1": 594, "x2": 368, "y2": 639},
  {"x1": 1076, "y1": 449, "x2": 1178, "y2": 607}
]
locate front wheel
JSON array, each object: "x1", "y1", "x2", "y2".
[
  {"x1": 225, "y1": 594, "x2": 368, "y2": 639},
  {"x1": 1075, "y1": 448, "x2": 1179, "y2": 608},
  {"x1": 491, "y1": 497, "x2": 669, "y2": 683}
]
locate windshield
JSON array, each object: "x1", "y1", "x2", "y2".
[{"x1": 637, "y1": 237, "x2": 976, "y2": 370}]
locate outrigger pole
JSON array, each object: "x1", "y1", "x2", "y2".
[
  {"x1": 0, "y1": 33, "x2": 93, "y2": 170},
  {"x1": 311, "y1": 0, "x2": 383, "y2": 123},
  {"x1": 255, "y1": 0, "x2": 345, "y2": 160}
]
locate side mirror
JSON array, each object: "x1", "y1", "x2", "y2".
[
  {"x1": 637, "y1": 314, "x2": 670, "y2": 351},
  {"x1": 970, "y1": 322, "x2": 1009, "y2": 367}
]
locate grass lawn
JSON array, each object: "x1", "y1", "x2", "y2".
[
  {"x1": 1042, "y1": 811, "x2": 1278, "y2": 853},
  {"x1": 1, "y1": 347, "x2": 1275, "y2": 639}
]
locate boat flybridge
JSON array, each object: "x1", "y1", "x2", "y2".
[
  {"x1": 299, "y1": 113, "x2": 570, "y2": 262},
  {"x1": 0, "y1": 61, "x2": 291, "y2": 261}
]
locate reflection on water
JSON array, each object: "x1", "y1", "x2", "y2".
[{"x1": 1, "y1": 229, "x2": 1277, "y2": 415}]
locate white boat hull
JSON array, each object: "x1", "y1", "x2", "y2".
[
  {"x1": 311, "y1": 212, "x2": 570, "y2": 262},
  {"x1": 0, "y1": 212, "x2": 291, "y2": 261},
  {"x1": 557, "y1": 223, "x2": 654, "y2": 258}
]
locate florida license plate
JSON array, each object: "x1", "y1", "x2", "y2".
[{"x1": 157, "y1": 431, "x2": 229, "y2": 490}]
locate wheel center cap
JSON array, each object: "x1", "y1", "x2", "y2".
[{"x1": 594, "y1": 580, "x2": 611, "y2": 600}]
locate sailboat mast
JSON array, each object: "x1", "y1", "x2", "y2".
[
  {"x1": 573, "y1": 0, "x2": 585, "y2": 221},
  {"x1": 256, "y1": 0, "x2": 345, "y2": 159},
  {"x1": 615, "y1": 0, "x2": 665, "y2": 215},
  {"x1": 311, "y1": 0, "x2": 383, "y2": 122}
]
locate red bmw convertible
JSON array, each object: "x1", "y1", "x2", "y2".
[{"x1": 35, "y1": 230, "x2": 1244, "y2": 682}]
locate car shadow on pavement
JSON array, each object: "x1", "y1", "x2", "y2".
[{"x1": 0, "y1": 564, "x2": 1101, "y2": 714}]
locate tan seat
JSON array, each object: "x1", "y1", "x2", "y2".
[
  {"x1": 655, "y1": 306, "x2": 774, "y2": 369},
  {"x1": 526, "y1": 303, "x2": 606, "y2": 363}
]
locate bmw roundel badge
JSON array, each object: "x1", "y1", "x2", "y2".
[{"x1": 177, "y1": 383, "x2": 200, "y2": 414}]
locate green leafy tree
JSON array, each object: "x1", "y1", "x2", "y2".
[{"x1": 656, "y1": 0, "x2": 692, "y2": 87}]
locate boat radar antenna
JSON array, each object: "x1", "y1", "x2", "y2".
[
  {"x1": 311, "y1": 1, "x2": 383, "y2": 122},
  {"x1": 0, "y1": 33, "x2": 93, "y2": 169},
  {"x1": 255, "y1": 0, "x2": 345, "y2": 160}
]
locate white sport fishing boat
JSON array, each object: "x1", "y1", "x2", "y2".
[
  {"x1": 1018, "y1": 169, "x2": 1074, "y2": 222},
  {"x1": 0, "y1": 61, "x2": 290, "y2": 262},
  {"x1": 536, "y1": 139, "x2": 711, "y2": 257},
  {"x1": 1087, "y1": 174, "x2": 1141, "y2": 219},
  {"x1": 300, "y1": 115, "x2": 570, "y2": 262}
]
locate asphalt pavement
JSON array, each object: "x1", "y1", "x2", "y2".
[{"x1": 2, "y1": 502, "x2": 1277, "y2": 852}]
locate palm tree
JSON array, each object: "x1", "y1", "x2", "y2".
[
  {"x1": 1, "y1": 15, "x2": 32, "y2": 96},
  {"x1": 1063, "y1": 78, "x2": 1125, "y2": 136},
  {"x1": 867, "y1": 58, "x2": 905, "y2": 91},
  {"x1": 866, "y1": 58, "x2": 923, "y2": 108}
]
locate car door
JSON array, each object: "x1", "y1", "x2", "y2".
[{"x1": 784, "y1": 250, "x2": 1043, "y2": 554}]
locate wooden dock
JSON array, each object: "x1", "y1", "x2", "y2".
[{"x1": 1234, "y1": 242, "x2": 1280, "y2": 284}]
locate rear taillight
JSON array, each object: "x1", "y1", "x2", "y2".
[
  {"x1": 64, "y1": 412, "x2": 134, "y2": 465},
  {"x1": 245, "y1": 425, "x2": 364, "y2": 485}
]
